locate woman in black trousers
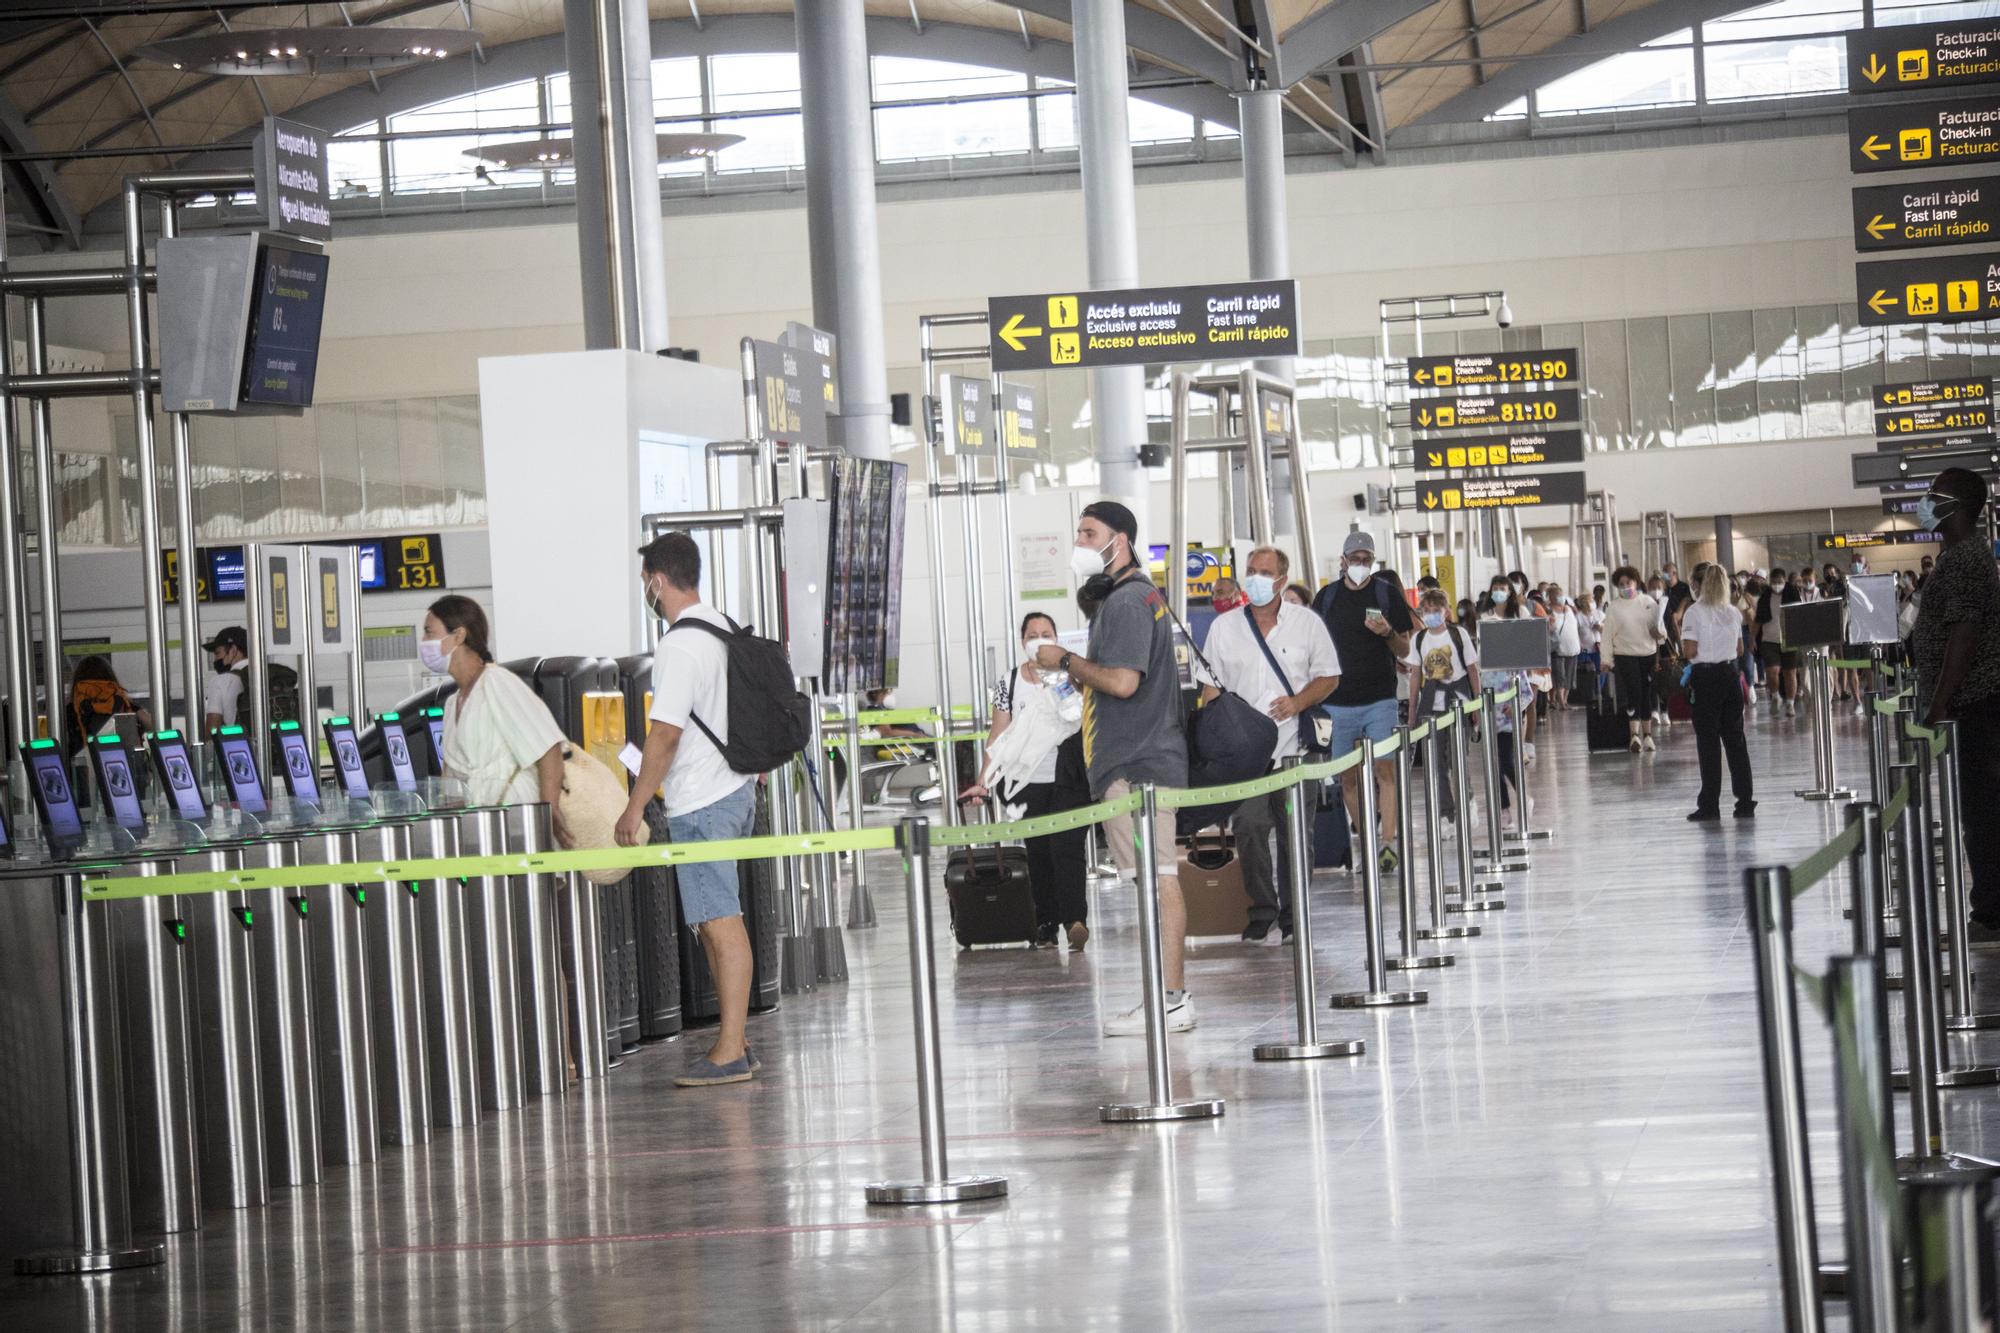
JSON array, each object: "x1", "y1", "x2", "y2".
[{"x1": 1681, "y1": 566, "x2": 1756, "y2": 820}]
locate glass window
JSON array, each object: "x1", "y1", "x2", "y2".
[
  {"x1": 709, "y1": 53, "x2": 805, "y2": 174},
  {"x1": 1129, "y1": 97, "x2": 1196, "y2": 144},
  {"x1": 1753, "y1": 307, "x2": 1802, "y2": 440},
  {"x1": 548, "y1": 59, "x2": 707, "y2": 178},
  {"x1": 1712, "y1": 310, "x2": 1759, "y2": 444},
  {"x1": 1668, "y1": 314, "x2": 1716, "y2": 448},
  {"x1": 1488, "y1": 96, "x2": 1529, "y2": 121},
  {"x1": 1876, "y1": 0, "x2": 2000, "y2": 26},
  {"x1": 1798, "y1": 304, "x2": 1846, "y2": 438},
  {"x1": 873, "y1": 57, "x2": 1030, "y2": 161},
  {"x1": 1031, "y1": 78, "x2": 1195, "y2": 149},
  {"x1": 329, "y1": 125, "x2": 383, "y2": 201},
  {"x1": 1582, "y1": 320, "x2": 1631, "y2": 451},
  {"x1": 388, "y1": 79, "x2": 542, "y2": 194},
  {"x1": 1702, "y1": 0, "x2": 1862, "y2": 43},
  {"x1": 1704, "y1": 36, "x2": 1844, "y2": 101},
  {"x1": 1536, "y1": 44, "x2": 1696, "y2": 115}
]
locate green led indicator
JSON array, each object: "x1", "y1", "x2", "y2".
[
  {"x1": 26, "y1": 738, "x2": 55, "y2": 750},
  {"x1": 291, "y1": 896, "x2": 309, "y2": 918},
  {"x1": 349, "y1": 886, "x2": 367, "y2": 906},
  {"x1": 218, "y1": 725, "x2": 245, "y2": 738},
  {"x1": 236, "y1": 907, "x2": 254, "y2": 930},
  {"x1": 165, "y1": 919, "x2": 186, "y2": 942},
  {"x1": 157, "y1": 729, "x2": 180, "y2": 741},
  {"x1": 379, "y1": 712, "x2": 401, "y2": 723},
  {"x1": 404, "y1": 881, "x2": 421, "y2": 897},
  {"x1": 328, "y1": 716, "x2": 351, "y2": 727},
  {"x1": 425, "y1": 708, "x2": 445, "y2": 720}
]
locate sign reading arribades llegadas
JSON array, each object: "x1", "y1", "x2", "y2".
[
  {"x1": 986, "y1": 280, "x2": 1300, "y2": 372},
  {"x1": 1412, "y1": 429, "x2": 1585, "y2": 474}
]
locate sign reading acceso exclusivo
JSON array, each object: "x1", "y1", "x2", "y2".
[
  {"x1": 1853, "y1": 250, "x2": 2000, "y2": 324},
  {"x1": 253, "y1": 116, "x2": 331, "y2": 243},
  {"x1": 986, "y1": 280, "x2": 1300, "y2": 372},
  {"x1": 1846, "y1": 19, "x2": 2000, "y2": 96}
]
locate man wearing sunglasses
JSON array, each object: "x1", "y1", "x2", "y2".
[{"x1": 1914, "y1": 467, "x2": 2000, "y2": 939}]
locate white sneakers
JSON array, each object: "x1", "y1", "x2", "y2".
[
  {"x1": 1524, "y1": 741, "x2": 1538, "y2": 766},
  {"x1": 1643, "y1": 736, "x2": 1657, "y2": 752},
  {"x1": 1104, "y1": 996, "x2": 1197, "y2": 1037}
]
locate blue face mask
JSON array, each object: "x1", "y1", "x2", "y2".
[
  {"x1": 1491, "y1": 587, "x2": 1510, "y2": 604},
  {"x1": 1242, "y1": 573, "x2": 1278, "y2": 607},
  {"x1": 1422, "y1": 610, "x2": 1446, "y2": 630},
  {"x1": 1918, "y1": 494, "x2": 1951, "y2": 531}
]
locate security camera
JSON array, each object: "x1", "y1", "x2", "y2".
[{"x1": 1495, "y1": 299, "x2": 1515, "y2": 329}]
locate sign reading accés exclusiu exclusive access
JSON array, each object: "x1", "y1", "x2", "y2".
[{"x1": 987, "y1": 280, "x2": 1301, "y2": 372}]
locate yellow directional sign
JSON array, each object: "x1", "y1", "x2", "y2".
[
  {"x1": 1848, "y1": 20, "x2": 2000, "y2": 96},
  {"x1": 1406, "y1": 350, "x2": 1578, "y2": 388},
  {"x1": 1852, "y1": 174, "x2": 2000, "y2": 251},
  {"x1": 1412, "y1": 470, "x2": 1588, "y2": 512},
  {"x1": 1855, "y1": 250, "x2": 2000, "y2": 325},
  {"x1": 1411, "y1": 388, "x2": 1579, "y2": 431},
  {"x1": 1413, "y1": 430, "x2": 1585, "y2": 475},
  {"x1": 986, "y1": 280, "x2": 1301, "y2": 372},
  {"x1": 1875, "y1": 376, "x2": 1991, "y2": 408},
  {"x1": 1849, "y1": 96, "x2": 2000, "y2": 173}
]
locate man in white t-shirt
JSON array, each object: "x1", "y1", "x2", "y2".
[
  {"x1": 203, "y1": 626, "x2": 250, "y2": 736},
  {"x1": 1404, "y1": 587, "x2": 1481, "y2": 823},
  {"x1": 1197, "y1": 546, "x2": 1340, "y2": 944},
  {"x1": 614, "y1": 532, "x2": 758, "y2": 1087}
]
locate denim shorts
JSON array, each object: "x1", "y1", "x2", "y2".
[
  {"x1": 1328, "y1": 698, "x2": 1401, "y2": 760},
  {"x1": 665, "y1": 780, "x2": 757, "y2": 925}
]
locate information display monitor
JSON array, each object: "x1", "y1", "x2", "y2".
[
  {"x1": 413, "y1": 707, "x2": 447, "y2": 778},
  {"x1": 376, "y1": 712, "x2": 419, "y2": 793},
  {"x1": 1779, "y1": 599, "x2": 1846, "y2": 651},
  {"x1": 214, "y1": 725, "x2": 268, "y2": 815},
  {"x1": 239, "y1": 240, "x2": 329, "y2": 408},
  {"x1": 1845, "y1": 574, "x2": 1902, "y2": 646},
  {"x1": 820, "y1": 456, "x2": 908, "y2": 694},
  {"x1": 87, "y1": 735, "x2": 148, "y2": 837},
  {"x1": 149, "y1": 730, "x2": 209, "y2": 823},
  {"x1": 273, "y1": 720, "x2": 321, "y2": 806},
  {"x1": 324, "y1": 716, "x2": 369, "y2": 799},
  {"x1": 22, "y1": 740, "x2": 85, "y2": 852}
]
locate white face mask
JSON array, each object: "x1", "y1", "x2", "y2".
[
  {"x1": 1070, "y1": 537, "x2": 1114, "y2": 582},
  {"x1": 1344, "y1": 562, "x2": 1371, "y2": 586},
  {"x1": 418, "y1": 635, "x2": 454, "y2": 674},
  {"x1": 1024, "y1": 636, "x2": 1057, "y2": 659}
]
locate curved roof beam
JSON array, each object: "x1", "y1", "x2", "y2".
[
  {"x1": 991, "y1": 0, "x2": 1240, "y2": 86},
  {"x1": 1278, "y1": 0, "x2": 1454, "y2": 84},
  {"x1": 81, "y1": 18, "x2": 162, "y2": 146},
  {"x1": 0, "y1": 91, "x2": 85, "y2": 249},
  {"x1": 1409, "y1": 0, "x2": 1745, "y2": 126}
]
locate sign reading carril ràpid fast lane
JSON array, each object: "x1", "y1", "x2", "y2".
[
  {"x1": 986, "y1": 280, "x2": 1300, "y2": 372},
  {"x1": 1853, "y1": 175, "x2": 2000, "y2": 251},
  {"x1": 1849, "y1": 95, "x2": 2000, "y2": 173},
  {"x1": 1847, "y1": 19, "x2": 2000, "y2": 96}
]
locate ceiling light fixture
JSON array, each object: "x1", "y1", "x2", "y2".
[
  {"x1": 463, "y1": 133, "x2": 744, "y2": 173},
  {"x1": 136, "y1": 26, "x2": 478, "y2": 76}
]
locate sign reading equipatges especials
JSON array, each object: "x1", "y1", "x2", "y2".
[
  {"x1": 1413, "y1": 429, "x2": 1585, "y2": 474},
  {"x1": 1406, "y1": 350, "x2": 1579, "y2": 389},
  {"x1": 1411, "y1": 388, "x2": 1579, "y2": 431},
  {"x1": 1847, "y1": 19, "x2": 2000, "y2": 96},
  {"x1": 1853, "y1": 175, "x2": 2000, "y2": 250},
  {"x1": 1849, "y1": 96, "x2": 2000, "y2": 174},
  {"x1": 1854, "y1": 250, "x2": 2000, "y2": 324},
  {"x1": 987, "y1": 280, "x2": 1301, "y2": 372},
  {"x1": 1414, "y1": 471, "x2": 1589, "y2": 512}
]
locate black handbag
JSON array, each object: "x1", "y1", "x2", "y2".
[{"x1": 1162, "y1": 603, "x2": 1279, "y2": 837}]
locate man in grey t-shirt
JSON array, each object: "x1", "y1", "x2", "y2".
[{"x1": 1034, "y1": 500, "x2": 1196, "y2": 1037}]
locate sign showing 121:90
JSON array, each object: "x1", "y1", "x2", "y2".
[
  {"x1": 1412, "y1": 388, "x2": 1579, "y2": 431},
  {"x1": 986, "y1": 280, "x2": 1300, "y2": 372},
  {"x1": 1406, "y1": 349, "x2": 1578, "y2": 388}
]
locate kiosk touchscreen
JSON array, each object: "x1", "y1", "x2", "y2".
[
  {"x1": 19, "y1": 740, "x2": 81, "y2": 853},
  {"x1": 149, "y1": 730, "x2": 209, "y2": 823},
  {"x1": 417, "y1": 707, "x2": 448, "y2": 777},
  {"x1": 324, "y1": 717, "x2": 370, "y2": 799},
  {"x1": 214, "y1": 725, "x2": 269, "y2": 815},
  {"x1": 0, "y1": 799, "x2": 14, "y2": 859},
  {"x1": 86, "y1": 734, "x2": 148, "y2": 838},
  {"x1": 376, "y1": 712, "x2": 420, "y2": 793},
  {"x1": 273, "y1": 720, "x2": 321, "y2": 806}
]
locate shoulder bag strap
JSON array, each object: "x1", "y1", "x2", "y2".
[
  {"x1": 1243, "y1": 609, "x2": 1298, "y2": 698},
  {"x1": 661, "y1": 613, "x2": 733, "y2": 751}
]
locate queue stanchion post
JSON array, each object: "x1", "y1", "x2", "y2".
[
  {"x1": 1102, "y1": 785, "x2": 1226, "y2": 1121},
  {"x1": 1449, "y1": 696, "x2": 1505, "y2": 910},
  {"x1": 1797, "y1": 651, "x2": 1855, "y2": 802},
  {"x1": 843, "y1": 695, "x2": 877, "y2": 929},
  {"x1": 1890, "y1": 763, "x2": 1951, "y2": 1149},
  {"x1": 1845, "y1": 804, "x2": 1897, "y2": 1098},
  {"x1": 1254, "y1": 760, "x2": 1367, "y2": 1062},
  {"x1": 866, "y1": 817, "x2": 1007, "y2": 1205},
  {"x1": 1745, "y1": 865, "x2": 1825, "y2": 1333},
  {"x1": 1907, "y1": 741, "x2": 2000, "y2": 1087},
  {"x1": 1419, "y1": 713, "x2": 1478, "y2": 941},
  {"x1": 1934, "y1": 720, "x2": 2000, "y2": 1032},
  {"x1": 1508, "y1": 687, "x2": 1549, "y2": 843},
  {"x1": 1384, "y1": 725, "x2": 1453, "y2": 971},
  {"x1": 1332, "y1": 738, "x2": 1427, "y2": 1010},
  {"x1": 1471, "y1": 687, "x2": 1528, "y2": 874},
  {"x1": 1825, "y1": 955, "x2": 1902, "y2": 1333}
]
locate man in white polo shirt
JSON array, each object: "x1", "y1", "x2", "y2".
[{"x1": 1198, "y1": 545, "x2": 1341, "y2": 944}]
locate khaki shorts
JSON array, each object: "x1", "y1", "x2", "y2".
[{"x1": 1101, "y1": 779, "x2": 1180, "y2": 880}]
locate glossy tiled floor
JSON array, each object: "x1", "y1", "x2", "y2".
[{"x1": 2, "y1": 696, "x2": 1972, "y2": 1330}]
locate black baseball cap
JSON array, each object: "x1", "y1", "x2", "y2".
[
  {"x1": 1080, "y1": 499, "x2": 1138, "y2": 543},
  {"x1": 203, "y1": 626, "x2": 247, "y2": 653}
]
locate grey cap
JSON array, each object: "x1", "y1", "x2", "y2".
[{"x1": 1342, "y1": 530, "x2": 1376, "y2": 558}]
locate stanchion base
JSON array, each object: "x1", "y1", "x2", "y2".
[
  {"x1": 1448, "y1": 899, "x2": 1506, "y2": 913},
  {"x1": 1100, "y1": 1099, "x2": 1226, "y2": 1123},
  {"x1": 15, "y1": 1243, "x2": 162, "y2": 1275},
  {"x1": 813, "y1": 926, "x2": 849, "y2": 984},
  {"x1": 865, "y1": 1175, "x2": 1009, "y2": 1205},
  {"x1": 1385, "y1": 953, "x2": 1455, "y2": 970},
  {"x1": 1419, "y1": 924, "x2": 1481, "y2": 940},
  {"x1": 1522, "y1": 830, "x2": 1553, "y2": 842},
  {"x1": 780, "y1": 935, "x2": 817, "y2": 996},
  {"x1": 1897, "y1": 1151, "x2": 2000, "y2": 1180},
  {"x1": 1946, "y1": 1013, "x2": 2000, "y2": 1031},
  {"x1": 1796, "y1": 788, "x2": 1858, "y2": 801},
  {"x1": 1472, "y1": 880, "x2": 1508, "y2": 895},
  {"x1": 1331, "y1": 990, "x2": 1428, "y2": 1008},
  {"x1": 1472, "y1": 853, "x2": 1531, "y2": 871},
  {"x1": 845, "y1": 881, "x2": 878, "y2": 929},
  {"x1": 1253, "y1": 1039, "x2": 1367, "y2": 1061},
  {"x1": 1891, "y1": 1065, "x2": 2000, "y2": 1091},
  {"x1": 1817, "y1": 1263, "x2": 1848, "y2": 1298}
]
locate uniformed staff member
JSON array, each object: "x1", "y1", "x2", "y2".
[{"x1": 203, "y1": 626, "x2": 251, "y2": 736}]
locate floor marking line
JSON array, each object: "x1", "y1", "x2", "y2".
[{"x1": 374, "y1": 1217, "x2": 974, "y2": 1256}]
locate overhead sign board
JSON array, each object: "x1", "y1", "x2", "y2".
[
  {"x1": 1849, "y1": 96, "x2": 2000, "y2": 174},
  {"x1": 1854, "y1": 250, "x2": 2000, "y2": 324},
  {"x1": 938, "y1": 373, "x2": 996, "y2": 458},
  {"x1": 749, "y1": 338, "x2": 828, "y2": 449},
  {"x1": 1853, "y1": 445, "x2": 2000, "y2": 487},
  {"x1": 1853, "y1": 175, "x2": 2000, "y2": 251},
  {"x1": 1817, "y1": 529, "x2": 1944, "y2": 550},
  {"x1": 998, "y1": 380, "x2": 1049, "y2": 463},
  {"x1": 986, "y1": 279, "x2": 1301, "y2": 372},
  {"x1": 1406, "y1": 349, "x2": 1579, "y2": 389},
  {"x1": 1847, "y1": 20, "x2": 2000, "y2": 96},
  {"x1": 1411, "y1": 388, "x2": 1579, "y2": 431},
  {"x1": 1883, "y1": 494, "x2": 1924, "y2": 515},
  {"x1": 1875, "y1": 427, "x2": 1996, "y2": 453},
  {"x1": 252, "y1": 116, "x2": 331, "y2": 243},
  {"x1": 1413, "y1": 470, "x2": 1589, "y2": 512},
  {"x1": 781, "y1": 322, "x2": 839, "y2": 415},
  {"x1": 1877, "y1": 400, "x2": 1993, "y2": 437},
  {"x1": 1875, "y1": 376, "x2": 1991, "y2": 409},
  {"x1": 1413, "y1": 429, "x2": 1585, "y2": 474}
]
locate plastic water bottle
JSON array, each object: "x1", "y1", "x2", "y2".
[{"x1": 1048, "y1": 669, "x2": 1084, "y2": 724}]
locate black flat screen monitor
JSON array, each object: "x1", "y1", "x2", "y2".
[
  {"x1": 21, "y1": 740, "x2": 84, "y2": 851},
  {"x1": 376, "y1": 713, "x2": 419, "y2": 793},
  {"x1": 214, "y1": 725, "x2": 268, "y2": 816},
  {"x1": 240, "y1": 241, "x2": 329, "y2": 408},
  {"x1": 149, "y1": 730, "x2": 208, "y2": 823},
  {"x1": 1779, "y1": 599, "x2": 1846, "y2": 651},
  {"x1": 324, "y1": 716, "x2": 369, "y2": 799},
  {"x1": 87, "y1": 735, "x2": 147, "y2": 837},
  {"x1": 274, "y1": 720, "x2": 321, "y2": 806}
]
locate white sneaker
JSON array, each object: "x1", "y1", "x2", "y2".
[
  {"x1": 1628, "y1": 737, "x2": 1643, "y2": 754},
  {"x1": 1643, "y1": 736, "x2": 1657, "y2": 752},
  {"x1": 1524, "y1": 742, "x2": 1537, "y2": 765},
  {"x1": 1104, "y1": 995, "x2": 1197, "y2": 1037},
  {"x1": 1853, "y1": 703, "x2": 1867, "y2": 718}
]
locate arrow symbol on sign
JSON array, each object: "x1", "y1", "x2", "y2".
[
  {"x1": 1861, "y1": 134, "x2": 1891, "y2": 160},
  {"x1": 1868, "y1": 289, "x2": 1899, "y2": 315},
  {"x1": 1422, "y1": 492, "x2": 1439, "y2": 510},
  {"x1": 1863, "y1": 54, "x2": 1888, "y2": 83},
  {"x1": 998, "y1": 312, "x2": 1043, "y2": 352},
  {"x1": 1866, "y1": 214, "x2": 1896, "y2": 239},
  {"x1": 1413, "y1": 368, "x2": 1430, "y2": 384},
  {"x1": 1427, "y1": 451, "x2": 1443, "y2": 467},
  {"x1": 1417, "y1": 409, "x2": 1432, "y2": 428}
]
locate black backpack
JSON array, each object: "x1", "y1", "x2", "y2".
[
  {"x1": 664, "y1": 615, "x2": 812, "y2": 774},
  {"x1": 266, "y1": 661, "x2": 302, "y2": 724}
]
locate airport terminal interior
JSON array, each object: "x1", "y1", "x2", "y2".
[{"x1": 2, "y1": 0, "x2": 2000, "y2": 1329}]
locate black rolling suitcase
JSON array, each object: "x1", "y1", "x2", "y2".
[
  {"x1": 1587, "y1": 689, "x2": 1628, "y2": 753},
  {"x1": 944, "y1": 799, "x2": 1038, "y2": 949}
]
